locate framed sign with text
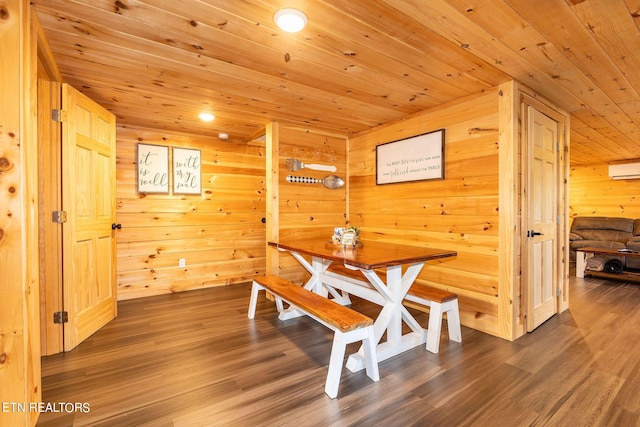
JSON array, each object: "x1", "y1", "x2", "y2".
[
  {"x1": 173, "y1": 147, "x2": 201, "y2": 194},
  {"x1": 376, "y1": 129, "x2": 445, "y2": 184},
  {"x1": 137, "y1": 143, "x2": 169, "y2": 193}
]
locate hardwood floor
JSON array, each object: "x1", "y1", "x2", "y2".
[{"x1": 38, "y1": 273, "x2": 640, "y2": 426}]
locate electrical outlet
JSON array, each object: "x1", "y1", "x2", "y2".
[{"x1": 179, "y1": 258, "x2": 186, "y2": 268}]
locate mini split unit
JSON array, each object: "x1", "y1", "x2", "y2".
[{"x1": 608, "y1": 163, "x2": 640, "y2": 180}]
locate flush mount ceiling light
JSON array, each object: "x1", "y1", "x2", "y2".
[
  {"x1": 198, "y1": 112, "x2": 215, "y2": 122},
  {"x1": 274, "y1": 8, "x2": 308, "y2": 33}
]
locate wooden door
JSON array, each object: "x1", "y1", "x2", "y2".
[
  {"x1": 526, "y1": 107, "x2": 558, "y2": 331},
  {"x1": 61, "y1": 83, "x2": 117, "y2": 351}
]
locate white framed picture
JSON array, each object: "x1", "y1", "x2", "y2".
[
  {"x1": 376, "y1": 129, "x2": 445, "y2": 184},
  {"x1": 137, "y1": 143, "x2": 169, "y2": 194},
  {"x1": 173, "y1": 147, "x2": 201, "y2": 194}
]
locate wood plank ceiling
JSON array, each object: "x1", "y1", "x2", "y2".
[{"x1": 32, "y1": 0, "x2": 640, "y2": 166}]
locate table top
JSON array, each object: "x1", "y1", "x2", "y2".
[
  {"x1": 269, "y1": 237, "x2": 456, "y2": 270},
  {"x1": 578, "y1": 246, "x2": 640, "y2": 257}
]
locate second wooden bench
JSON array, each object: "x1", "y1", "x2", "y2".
[
  {"x1": 247, "y1": 275, "x2": 379, "y2": 398},
  {"x1": 326, "y1": 264, "x2": 462, "y2": 354},
  {"x1": 404, "y1": 283, "x2": 462, "y2": 354}
]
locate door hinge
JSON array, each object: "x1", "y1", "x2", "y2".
[
  {"x1": 51, "y1": 109, "x2": 67, "y2": 123},
  {"x1": 556, "y1": 288, "x2": 562, "y2": 297},
  {"x1": 53, "y1": 311, "x2": 68, "y2": 324},
  {"x1": 52, "y1": 210, "x2": 67, "y2": 224}
]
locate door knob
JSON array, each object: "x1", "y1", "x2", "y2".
[
  {"x1": 111, "y1": 223, "x2": 122, "y2": 230},
  {"x1": 530, "y1": 230, "x2": 543, "y2": 237}
]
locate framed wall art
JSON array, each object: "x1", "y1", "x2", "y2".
[
  {"x1": 137, "y1": 143, "x2": 169, "y2": 193},
  {"x1": 376, "y1": 129, "x2": 445, "y2": 184},
  {"x1": 173, "y1": 147, "x2": 201, "y2": 194}
]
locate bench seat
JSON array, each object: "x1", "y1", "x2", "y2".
[
  {"x1": 247, "y1": 275, "x2": 379, "y2": 398},
  {"x1": 405, "y1": 283, "x2": 462, "y2": 353}
]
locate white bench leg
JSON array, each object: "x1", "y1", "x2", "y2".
[
  {"x1": 361, "y1": 326, "x2": 380, "y2": 382},
  {"x1": 274, "y1": 296, "x2": 284, "y2": 313},
  {"x1": 325, "y1": 331, "x2": 348, "y2": 399},
  {"x1": 325, "y1": 327, "x2": 380, "y2": 399},
  {"x1": 426, "y1": 302, "x2": 444, "y2": 353},
  {"x1": 248, "y1": 280, "x2": 263, "y2": 319},
  {"x1": 426, "y1": 300, "x2": 462, "y2": 353},
  {"x1": 248, "y1": 281, "x2": 285, "y2": 319},
  {"x1": 447, "y1": 300, "x2": 462, "y2": 343}
]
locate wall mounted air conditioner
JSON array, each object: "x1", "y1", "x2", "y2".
[{"x1": 608, "y1": 163, "x2": 640, "y2": 180}]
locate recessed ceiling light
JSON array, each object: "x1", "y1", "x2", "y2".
[
  {"x1": 199, "y1": 112, "x2": 215, "y2": 122},
  {"x1": 274, "y1": 8, "x2": 308, "y2": 33},
  {"x1": 218, "y1": 132, "x2": 229, "y2": 140}
]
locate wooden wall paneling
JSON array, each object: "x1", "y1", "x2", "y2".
[
  {"x1": 276, "y1": 126, "x2": 347, "y2": 283},
  {"x1": 349, "y1": 89, "x2": 503, "y2": 338},
  {"x1": 497, "y1": 81, "x2": 521, "y2": 340},
  {"x1": 0, "y1": 1, "x2": 41, "y2": 425},
  {"x1": 570, "y1": 163, "x2": 640, "y2": 218},
  {"x1": 28, "y1": 12, "x2": 42, "y2": 422},
  {"x1": 560, "y1": 109, "x2": 571, "y2": 312},
  {"x1": 115, "y1": 125, "x2": 266, "y2": 300},
  {"x1": 266, "y1": 122, "x2": 279, "y2": 277}
]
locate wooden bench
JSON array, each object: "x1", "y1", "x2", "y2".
[
  {"x1": 404, "y1": 283, "x2": 462, "y2": 353},
  {"x1": 247, "y1": 275, "x2": 379, "y2": 398},
  {"x1": 326, "y1": 264, "x2": 461, "y2": 354}
]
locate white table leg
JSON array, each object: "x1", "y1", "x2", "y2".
[
  {"x1": 346, "y1": 263, "x2": 426, "y2": 372},
  {"x1": 576, "y1": 250, "x2": 587, "y2": 278},
  {"x1": 386, "y1": 265, "x2": 403, "y2": 345},
  {"x1": 278, "y1": 252, "x2": 350, "y2": 320}
]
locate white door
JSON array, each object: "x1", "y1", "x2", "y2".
[
  {"x1": 61, "y1": 84, "x2": 117, "y2": 350},
  {"x1": 526, "y1": 107, "x2": 558, "y2": 331}
]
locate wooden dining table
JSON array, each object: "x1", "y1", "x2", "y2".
[{"x1": 268, "y1": 237, "x2": 457, "y2": 372}]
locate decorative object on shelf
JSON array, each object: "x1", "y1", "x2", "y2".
[
  {"x1": 286, "y1": 175, "x2": 345, "y2": 189},
  {"x1": 137, "y1": 143, "x2": 169, "y2": 194},
  {"x1": 376, "y1": 128, "x2": 445, "y2": 184},
  {"x1": 285, "y1": 158, "x2": 337, "y2": 172}
]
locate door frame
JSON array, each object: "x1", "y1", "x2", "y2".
[
  {"x1": 520, "y1": 93, "x2": 570, "y2": 331},
  {"x1": 37, "y1": 17, "x2": 65, "y2": 356}
]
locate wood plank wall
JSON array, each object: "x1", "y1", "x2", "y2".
[
  {"x1": 570, "y1": 162, "x2": 640, "y2": 219},
  {"x1": 115, "y1": 126, "x2": 267, "y2": 300},
  {"x1": 273, "y1": 126, "x2": 347, "y2": 281},
  {"x1": 348, "y1": 90, "x2": 502, "y2": 337},
  {"x1": 0, "y1": 1, "x2": 41, "y2": 425}
]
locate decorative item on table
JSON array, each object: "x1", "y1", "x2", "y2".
[
  {"x1": 341, "y1": 230, "x2": 357, "y2": 246},
  {"x1": 285, "y1": 158, "x2": 337, "y2": 172},
  {"x1": 327, "y1": 226, "x2": 362, "y2": 248},
  {"x1": 285, "y1": 175, "x2": 345, "y2": 189},
  {"x1": 331, "y1": 227, "x2": 345, "y2": 244}
]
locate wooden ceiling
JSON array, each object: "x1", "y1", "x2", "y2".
[{"x1": 33, "y1": 0, "x2": 640, "y2": 166}]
